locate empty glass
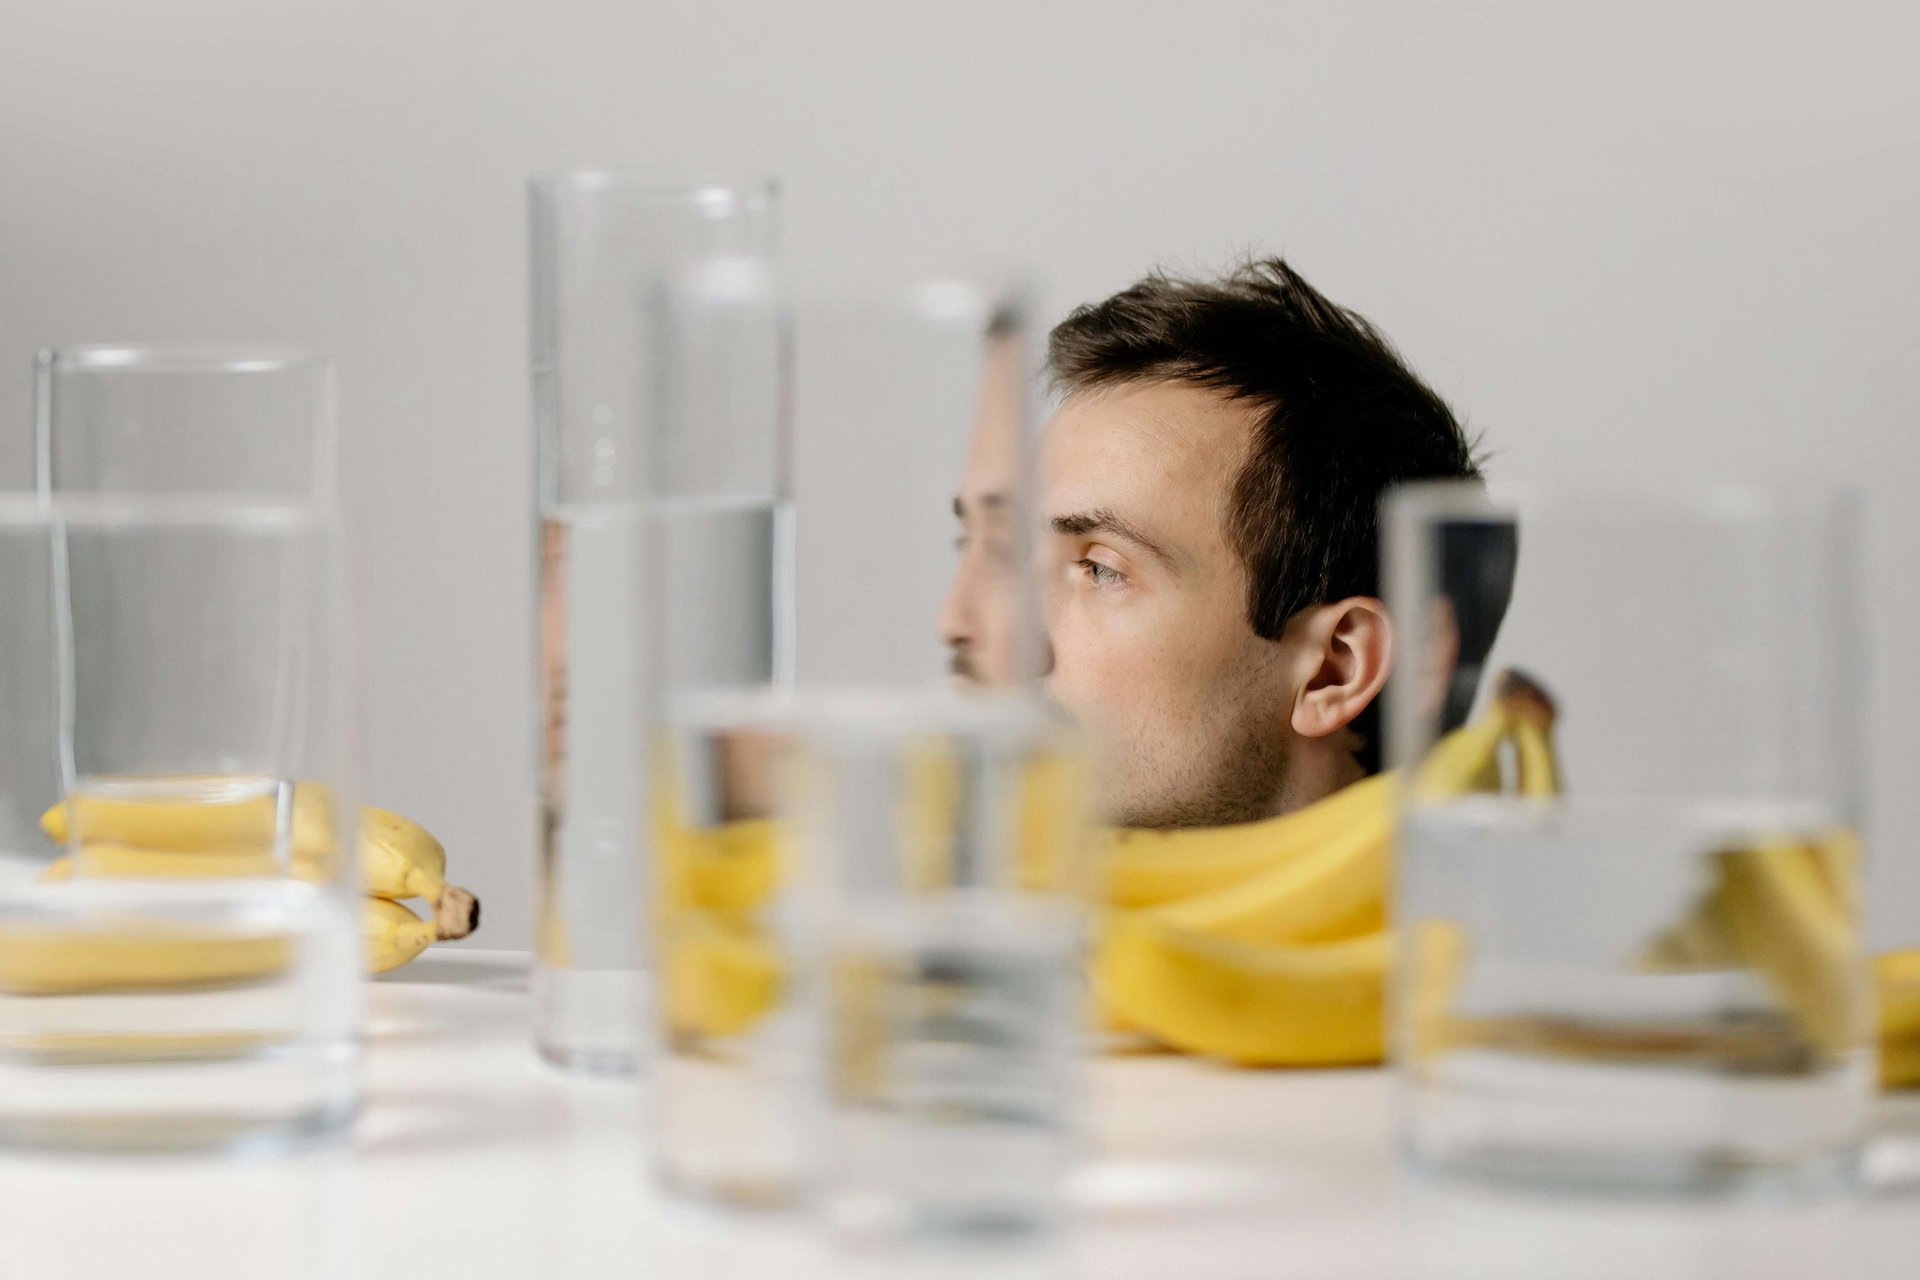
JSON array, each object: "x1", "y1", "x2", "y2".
[
  {"x1": 530, "y1": 171, "x2": 785, "y2": 1074},
  {"x1": 36, "y1": 345, "x2": 335, "y2": 500},
  {"x1": 1384, "y1": 481, "x2": 1871, "y2": 1195},
  {"x1": 0, "y1": 495, "x2": 360, "y2": 1153}
]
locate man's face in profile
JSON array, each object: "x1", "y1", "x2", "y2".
[
  {"x1": 937, "y1": 333, "x2": 1027, "y2": 688},
  {"x1": 942, "y1": 374, "x2": 1302, "y2": 828}
]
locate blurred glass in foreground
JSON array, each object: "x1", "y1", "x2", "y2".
[
  {"x1": 0, "y1": 496, "x2": 360, "y2": 1153},
  {"x1": 645, "y1": 272, "x2": 1096, "y2": 1251},
  {"x1": 1385, "y1": 481, "x2": 1871, "y2": 1195},
  {"x1": 802, "y1": 692, "x2": 1090, "y2": 1252},
  {"x1": 648, "y1": 690, "x2": 807, "y2": 1207}
]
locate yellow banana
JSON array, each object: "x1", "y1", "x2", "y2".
[
  {"x1": 1638, "y1": 882, "x2": 1745, "y2": 971},
  {"x1": 1718, "y1": 840, "x2": 1865, "y2": 1058},
  {"x1": 1142, "y1": 808, "x2": 1390, "y2": 945},
  {"x1": 1124, "y1": 703, "x2": 1513, "y2": 945},
  {"x1": 1512, "y1": 722, "x2": 1559, "y2": 798},
  {"x1": 1402, "y1": 917, "x2": 1471, "y2": 1063},
  {"x1": 40, "y1": 846, "x2": 284, "y2": 881},
  {"x1": 1093, "y1": 918, "x2": 1388, "y2": 1066},
  {"x1": 1883, "y1": 1038, "x2": 1920, "y2": 1090},
  {"x1": 1881, "y1": 949, "x2": 1920, "y2": 1037},
  {"x1": 0, "y1": 922, "x2": 292, "y2": 994},
  {"x1": 44, "y1": 789, "x2": 478, "y2": 942},
  {"x1": 1878, "y1": 948, "x2": 1920, "y2": 1088},
  {"x1": 659, "y1": 819, "x2": 782, "y2": 918},
  {"x1": 40, "y1": 782, "x2": 291, "y2": 855},
  {"x1": 363, "y1": 897, "x2": 437, "y2": 974},
  {"x1": 1101, "y1": 771, "x2": 1396, "y2": 909},
  {"x1": 1498, "y1": 669, "x2": 1561, "y2": 798},
  {"x1": 1086, "y1": 680, "x2": 1535, "y2": 1068},
  {"x1": 9, "y1": 870, "x2": 451, "y2": 986},
  {"x1": 662, "y1": 911, "x2": 785, "y2": 1040},
  {"x1": 359, "y1": 808, "x2": 478, "y2": 940},
  {"x1": 1412, "y1": 701, "x2": 1511, "y2": 799},
  {"x1": 1804, "y1": 828, "x2": 1860, "y2": 918}
]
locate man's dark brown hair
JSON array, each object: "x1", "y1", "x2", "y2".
[{"x1": 1046, "y1": 257, "x2": 1486, "y2": 772}]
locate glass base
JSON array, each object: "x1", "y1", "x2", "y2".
[
  {"x1": 532, "y1": 963, "x2": 644, "y2": 1076},
  {"x1": 656, "y1": 1163, "x2": 807, "y2": 1213},
  {"x1": 1405, "y1": 1142, "x2": 1863, "y2": 1201},
  {"x1": 0, "y1": 1039, "x2": 359, "y2": 1156},
  {"x1": 1402, "y1": 1044, "x2": 1874, "y2": 1201}
]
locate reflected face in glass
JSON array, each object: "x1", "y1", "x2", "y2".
[
  {"x1": 936, "y1": 360, "x2": 1029, "y2": 690},
  {"x1": 938, "y1": 333, "x2": 1027, "y2": 687},
  {"x1": 1037, "y1": 381, "x2": 1298, "y2": 828}
]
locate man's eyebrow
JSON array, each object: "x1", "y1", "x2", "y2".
[
  {"x1": 1050, "y1": 507, "x2": 1178, "y2": 569},
  {"x1": 952, "y1": 492, "x2": 1009, "y2": 518}
]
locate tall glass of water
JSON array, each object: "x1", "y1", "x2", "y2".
[
  {"x1": 530, "y1": 172, "x2": 784, "y2": 1073},
  {"x1": 0, "y1": 495, "x2": 360, "y2": 1153},
  {"x1": 1385, "y1": 481, "x2": 1871, "y2": 1195}
]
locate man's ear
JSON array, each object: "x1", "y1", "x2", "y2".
[{"x1": 1288, "y1": 597, "x2": 1393, "y2": 741}]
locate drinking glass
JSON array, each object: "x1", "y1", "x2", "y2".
[
  {"x1": 530, "y1": 172, "x2": 785, "y2": 1073},
  {"x1": 0, "y1": 495, "x2": 360, "y2": 1153},
  {"x1": 800, "y1": 692, "x2": 1091, "y2": 1251},
  {"x1": 645, "y1": 272, "x2": 1067, "y2": 1218},
  {"x1": 1384, "y1": 481, "x2": 1871, "y2": 1195},
  {"x1": 36, "y1": 345, "x2": 334, "y2": 500}
]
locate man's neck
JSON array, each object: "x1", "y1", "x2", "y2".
[{"x1": 1275, "y1": 737, "x2": 1368, "y2": 816}]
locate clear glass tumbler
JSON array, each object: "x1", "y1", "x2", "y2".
[
  {"x1": 530, "y1": 172, "x2": 785, "y2": 1073},
  {"x1": 799, "y1": 692, "x2": 1091, "y2": 1251},
  {"x1": 0, "y1": 495, "x2": 361, "y2": 1154},
  {"x1": 645, "y1": 273, "x2": 1056, "y2": 1214},
  {"x1": 1384, "y1": 481, "x2": 1871, "y2": 1195}
]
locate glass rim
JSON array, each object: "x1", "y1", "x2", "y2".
[
  {"x1": 0, "y1": 874, "x2": 345, "y2": 922},
  {"x1": 1385, "y1": 476, "x2": 1864, "y2": 525},
  {"x1": 0, "y1": 493, "x2": 331, "y2": 532},
  {"x1": 784, "y1": 266, "x2": 1036, "y2": 318},
  {"x1": 36, "y1": 344, "x2": 327, "y2": 375},
  {"x1": 672, "y1": 685, "x2": 1071, "y2": 742},
  {"x1": 527, "y1": 169, "x2": 778, "y2": 206}
]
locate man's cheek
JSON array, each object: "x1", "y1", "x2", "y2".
[{"x1": 1049, "y1": 621, "x2": 1158, "y2": 721}]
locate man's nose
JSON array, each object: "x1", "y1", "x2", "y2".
[{"x1": 938, "y1": 557, "x2": 974, "y2": 649}]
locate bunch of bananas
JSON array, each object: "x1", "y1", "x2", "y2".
[
  {"x1": 1097, "y1": 673, "x2": 1920, "y2": 1087},
  {"x1": 1089, "y1": 671, "x2": 1557, "y2": 1065},
  {"x1": 0, "y1": 787, "x2": 480, "y2": 993}
]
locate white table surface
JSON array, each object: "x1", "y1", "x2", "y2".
[{"x1": 3, "y1": 948, "x2": 1918, "y2": 1280}]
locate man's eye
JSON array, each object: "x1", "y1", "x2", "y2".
[{"x1": 1077, "y1": 558, "x2": 1124, "y2": 587}]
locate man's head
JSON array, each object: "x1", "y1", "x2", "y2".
[{"x1": 948, "y1": 258, "x2": 1483, "y2": 827}]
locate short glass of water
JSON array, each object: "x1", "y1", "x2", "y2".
[
  {"x1": 797, "y1": 692, "x2": 1092, "y2": 1251},
  {"x1": 0, "y1": 496, "x2": 359, "y2": 1154},
  {"x1": 1384, "y1": 481, "x2": 1871, "y2": 1195}
]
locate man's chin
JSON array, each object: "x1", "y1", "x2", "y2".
[{"x1": 1103, "y1": 784, "x2": 1282, "y2": 831}]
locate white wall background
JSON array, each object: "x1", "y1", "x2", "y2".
[{"x1": 2, "y1": 0, "x2": 1916, "y2": 947}]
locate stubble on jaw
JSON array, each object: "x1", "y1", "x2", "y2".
[
  {"x1": 1097, "y1": 642, "x2": 1300, "y2": 829},
  {"x1": 1104, "y1": 706, "x2": 1294, "y2": 829}
]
